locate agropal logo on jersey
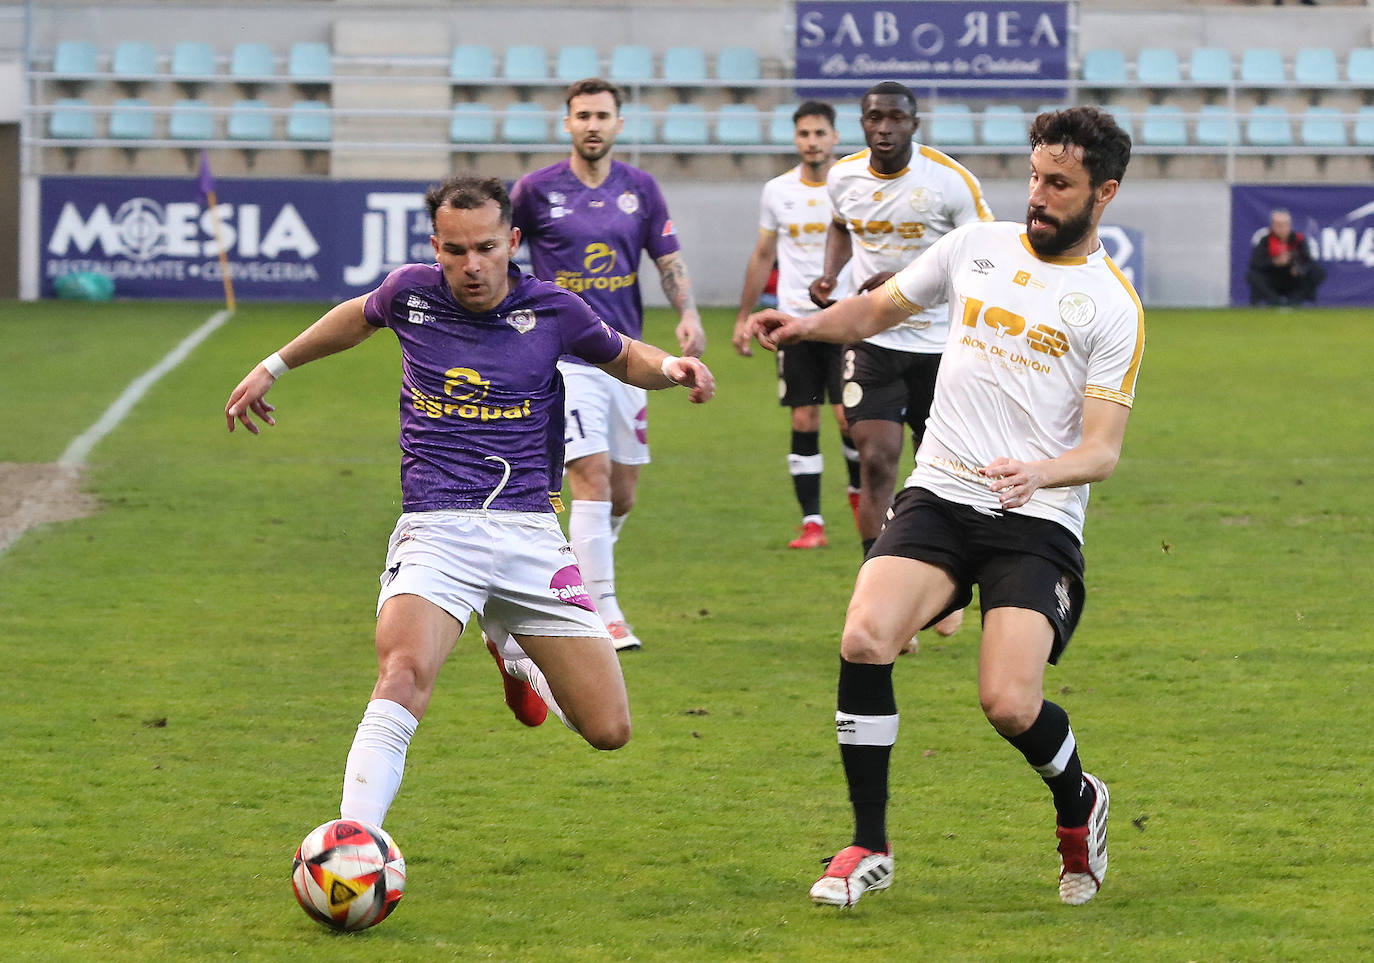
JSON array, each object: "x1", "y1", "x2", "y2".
[
  {"x1": 553, "y1": 241, "x2": 637, "y2": 294},
  {"x1": 409, "y1": 366, "x2": 533, "y2": 421}
]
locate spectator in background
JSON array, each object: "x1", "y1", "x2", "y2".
[{"x1": 1247, "y1": 209, "x2": 1326, "y2": 306}]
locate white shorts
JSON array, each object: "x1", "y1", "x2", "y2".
[
  {"x1": 559, "y1": 361, "x2": 650, "y2": 465},
  {"x1": 376, "y1": 509, "x2": 607, "y2": 661}
]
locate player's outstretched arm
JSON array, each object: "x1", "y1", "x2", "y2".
[
  {"x1": 748, "y1": 286, "x2": 910, "y2": 351},
  {"x1": 597, "y1": 337, "x2": 715, "y2": 404},
  {"x1": 981, "y1": 398, "x2": 1132, "y2": 509},
  {"x1": 732, "y1": 229, "x2": 780, "y2": 357},
  {"x1": 225, "y1": 295, "x2": 376, "y2": 435},
  {"x1": 654, "y1": 251, "x2": 706, "y2": 357}
]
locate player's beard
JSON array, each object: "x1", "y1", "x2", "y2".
[
  {"x1": 575, "y1": 136, "x2": 613, "y2": 163},
  {"x1": 1025, "y1": 194, "x2": 1095, "y2": 257}
]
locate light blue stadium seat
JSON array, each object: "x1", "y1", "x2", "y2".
[
  {"x1": 1189, "y1": 47, "x2": 1233, "y2": 85},
  {"x1": 169, "y1": 99, "x2": 214, "y2": 140},
  {"x1": 716, "y1": 104, "x2": 761, "y2": 145},
  {"x1": 609, "y1": 45, "x2": 653, "y2": 83},
  {"x1": 109, "y1": 98, "x2": 155, "y2": 139},
  {"x1": 502, "y1": 45, "x2": 547, "y2": 81},
  {"x1": 1136, "y1": 48, "x2": 1181, "y2": 86},
  {"x1": 287, "y1": 42, "x2": 331, "y2": 82},
  {"x1": 929, "y1": 103, "x2": 974, "y2": 145},
  {"x1": 1346, "y1": 48, "x2": 1374, "y2": 85},
  {"x1": 619, "y1": 103, "x2": 654, "y2": 144},
  {"x1": 449, "y1": 102, "x2": 496, "y2": 143},
  {"x1": 1113, "y1": 113, "x2": 1135, "y2": 142},
  {"x1": 112, "y1": 41, "x2": 158, "y2": 78},
  {"x1": 1240, "y1": 48, "x2": 1285, "y2": 86},
  {"x1": 53, "y1": 40, "x2": 98, "y2": 76},
  {"x1": 662, "y1": 104, "x2": 708, "y2": 145},
  {"x1": 980, "y1": 105, "x2": 1025, "y2": 146},
  {"x1": 555, "y1": 46, "x2": 599, "y2": 82},
  {"x1": 227, "y1": 100, "x2": 274, "y2": 141},
  {"x1": 450, "y1": 44, "x2": 495, "y2": 82},
  {"x1": 230, "y1": 43, "x2": 275, "y2": 81},
  {"x1": 1294, "y1": 48, "x2": 1338, "y2": 86},
  {"x1": 663, "y1": 46, "x2": 707, "y2": 85},
  {"x1": 49, "y1": 98, "x2": 96, "y2": 139},
  {"x1": 716, "y1": 46, "x2": 760, "y2": 83},
  {"x1": 1081, "y1": 49, "x2": 1127, "y2": 85},
  {"x1": 1245, "y1": 105, "x2": 1292, "y2": 146},
  {"x1": 1195, "y1": 105, "x2": 1239, "y2": 146},
  {"x1": 502, "y1": 102, "x2": 547, "y2": 143},
  {"x1": 171, "y1": 42, "x2": 216, "y2": 80},
  {"x1": 834, "y1": 103, "x2": 862, "y2": 146},
  {"x1": 768, "y1": 104, "x2": 798, "y2": 144},
  {"x1": 1299, "y1": 107, "x2": 1345, "y2": 148},
  {"x1": 287, "y1": 101, "x2": 332, "y2": 142},
  {"x1": 1354, "y1": 107, "x2": 1374, "y2": 147},
  {"x1": 1141, "y1": 104, "x2": 1187, "y2": 147}
]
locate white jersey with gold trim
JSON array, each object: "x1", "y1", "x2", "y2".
[
  {"x1": 884, "y1": 220, "x2": 1145, "y2": 541},
  {"x1": 759, "y1": 165, "x2": 850, "y2": 315},
  {"x1": 827, "y1": 144, "x2": 993, "y2": 353}
]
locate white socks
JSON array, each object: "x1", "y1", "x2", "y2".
[
  {"x1": 569, "y1": 499, "x2": 625, "y2": 624},
  {"x1": 339, "y1": 698, "x2": 418, "y2": 828},
  {"x1": 505, "y1": 655, "x2": 578, "y2": 734}
]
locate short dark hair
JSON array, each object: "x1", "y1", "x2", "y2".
[
  {"x1": 1028, "y1": 106, "x2": 1132, "y2": 186},
  {"x1": 793, "y1": 100, "x2": 836, "y2": 127},
  {"x1": 862, "y1": 81, "x2": 918, "y2": 111},
  {"x1": 424, "y1": 175, "x2": 511, "y2": 229},
  {"x1": 564, "y1": 77, "x2": 623, "y2": 112}
]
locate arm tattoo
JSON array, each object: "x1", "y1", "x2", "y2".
[{"x1": 657, "y1": 252, "x2": 698, "y2": 314}]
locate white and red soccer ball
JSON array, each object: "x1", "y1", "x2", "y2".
[{"x1": 291, "y1": 819, "x2": 406, "y2": 931}]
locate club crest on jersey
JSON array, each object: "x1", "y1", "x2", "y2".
[
  {"x1": 908, "y1": 187, "x2": 933, "y2": 212},
  {"x1": 617, "y1": 191, "x2": 640, "y2": 214},
  {"x1": 1059, "y1": 292, "x2": 1096, "y2": 327},
  {"x1": 505, "y1": 309, "x2": 536, "y2": 334}
]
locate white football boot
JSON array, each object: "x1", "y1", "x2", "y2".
[
  {"x1": 809, "y1": 845, "x2": 894, "y2": 908},
  {"x1": 1055, "y1": 772, "x2": 1109, "y2": 905}
]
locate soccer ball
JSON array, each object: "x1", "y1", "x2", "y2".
[{"x1": 291, "y1": 818, "x2": 406, "y2": 931}]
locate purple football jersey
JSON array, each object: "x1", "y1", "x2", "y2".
[
  {"x1": 363, "y1": 263, "x2": 624, "y2": 513},
  {"x1": 510, "y1": 159, "x2": 680, "y2": 346}
]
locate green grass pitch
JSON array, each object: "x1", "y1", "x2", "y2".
[{"x1": 1, "y1": 300, "x2": 1371, "y2": 960}]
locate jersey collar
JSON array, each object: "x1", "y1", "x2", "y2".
[{"x1": 1018, "y1": 233, "x2": 1103, "y2": 266}]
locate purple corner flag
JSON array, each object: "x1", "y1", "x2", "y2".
[{"x1": 197, "y1": 149, "x2": 216, "y2": 202}]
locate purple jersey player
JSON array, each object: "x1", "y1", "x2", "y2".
[
  {"x1": 225, "y1": 175, "x2": 714, "y2": 836},
  {"x1": 510, "y1": 78, "x2": 706, "y2": 654}
]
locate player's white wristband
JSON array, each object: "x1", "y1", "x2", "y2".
[
  {"x1": 660, "y1": 355, "x2": 682, "y2": 384},
  {"x1": 261, "y1": 351, "x2": 289, "y2": 379}
]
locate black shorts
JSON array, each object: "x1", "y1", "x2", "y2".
[
  {"x1": 841, "y1": 341, "x2": 940, "y2": 435},
  {"x1": 777, "y1": 340, "x2": 844, "y2": 408},
  {"x1": 871, "y1": 487, "x2": 1087, "y2": 664}
]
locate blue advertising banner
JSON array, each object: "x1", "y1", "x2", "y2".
[
  {"x1": 1230, "y1": 184, "x2": 1374, "y2": 307},
  {"x1": 40, "y1": 175, "x2": 459, "y2": 301},
  {"x1": 1098, "y1": 225, "x2": 1145, "y2": 303},
  {"x1": 795, "y1": 0, "x2": 1070, "y2": 98}
]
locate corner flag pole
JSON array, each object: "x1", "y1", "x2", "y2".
[{"x1": 198, "y1": 150, "x2": 235, "y2": 312}]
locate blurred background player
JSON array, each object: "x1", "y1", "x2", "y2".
[
  {"x1": 224, "y1": 175, "x2": 714, "y2": 832},
  {"x1": 512, "y1": 78, "x2": 707, "y2": 652},
  {"x1": 809, "y1": 81, "x2": 994, "y2": 639},
  {"x1": 731, "y1": 101, "x2": 861, "y2": 550}
]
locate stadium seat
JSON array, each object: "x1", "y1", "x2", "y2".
[
  {"x1": 52, "y1": 40, "x2": 98, "y2": 77},
  {"x1": 502, "y1": 45, "x2": 547, "y2": 81},
  {"x1": 1240, "y1": 48, "x2": 1285, "y2": 86},
  {"x1": 1299, "y1": 107, "x2": 1346, "y2": 148},
  {"x1": 715, "y1": 104, "x2": 761, "y2": 145},
  {"x1": 287, "y1": 101, "x2": 332, "y2": 142},
  {"x1": 109, "y1": 98, "x2": 155, "y2": 140},
  {"x1": 768, "y1": 104, "x2": 798, "y2": 144},
  {"x1": 619, "y1": 102, "x2": 654, "y2": 144},
  {"x1": 661, "y1": 104, "x2": 708, "y2": 145},
  {"x1": 112, "y1": 41, "x2": 158, "y2": 79},
  {"x1": 1294, "y1": 48, "x2": 1338, "y2": 86},
  {"x1": 980, "y1": 105, "x2": 1025, "y2": 147},
  {"x1": 450, "y1": 102, "x2": 496, "y2": 143},
  {"x1": 170, "y1": 42, "x2": 216, "y2": 80},
  {"x1": 1136, "y1": 48, "x2": 1181, "y2": 86},
  {"x1": 502, "y1": 102, "x2": 547, "y2": 143},
  {"x1": 1141, "y1": 104, "x2": 1187, "y2": 147},
  {"x1": 834, "y1": 103, "x2": 862, "y2": 146},
  {"x1": 48, "y1": 98, "x2": 96, "y2": 139},
  {"x1": 555, "y1": 45, "x2": 599, "y2": 82},
  {"x1": 227, "y1": 100, "x2": 274, "y2": 141},
  {"x1": 1354, "y1": 106, "x2": 1374, "y2": 147},
  {"x1": 1189, "y1": 47, "x2": 1233, "y2": 85},
  {"x1": 287, "y1": 42, "x2": 332, "y2": 82},
  {"x1": 1245, "y1": 105, "x2": 1292, "y2": 146},
  {"x1": 663, "y1": 46, "x2": 707, "y2": 85},
  {"x1": 1195, "y1": 105, "x2": 1239, "y2": 146},
  {"x1": 230, "y1": 42, "x2": 275, "y2": 81},
  {"x1": 168, "y1": 99, "x2": 214, "y2": 140},
  {"x1": 716, "y1": 46, "x2": 760, "y2": 83},
  {"x1": 609, "y1": 45, "x2": 653, "y2": 83},
  {"x1": 1113, "y1": 113, "x2": 1135, "y2": 142},
  {"x1": 450, "y1": 44, "x2": 495, "y2": 82},
  {"x1": 1346, "y1": 48, "x2": 1374, "y2": 85},
  {"x1": 1081, "y1": 49, "x2": 1126, "y2": 86},
  {"x1": 929, "y1": 103, "x2": 975, "y2": 145}
]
